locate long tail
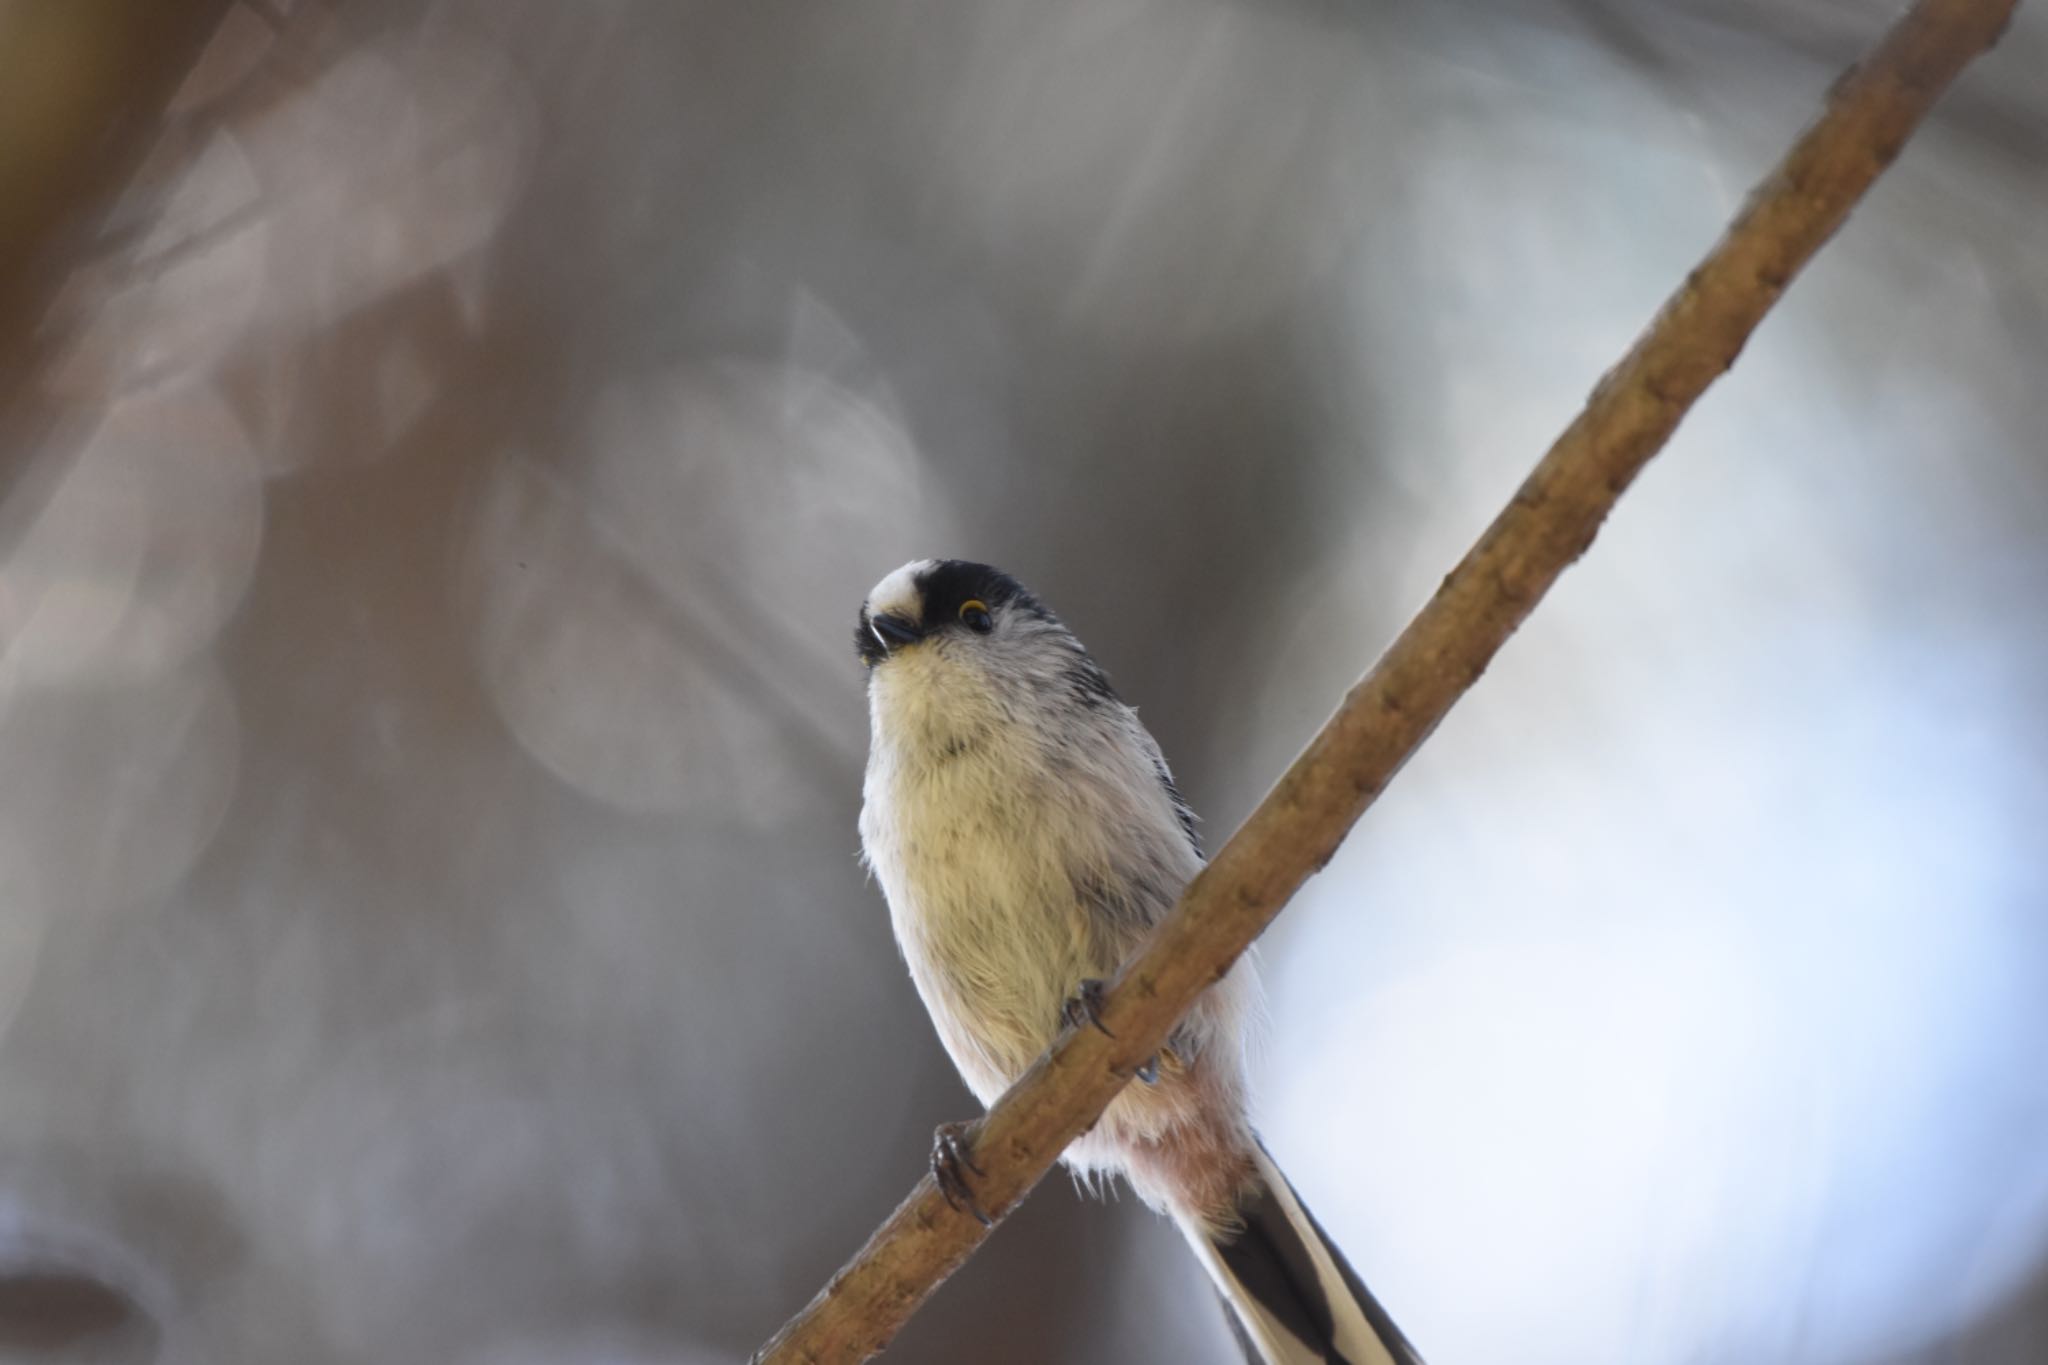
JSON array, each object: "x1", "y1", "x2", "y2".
[{"x1": 1177, "y1": 1140, "x2": 1424, "y2": 1365}]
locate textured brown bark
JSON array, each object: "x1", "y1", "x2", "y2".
[
  {"x1": 754, "y1": 1, "x2": 2019, "y2": 1360},
  {"x1": 0, "y1": 0, "x2": 236, "y2": 414}
]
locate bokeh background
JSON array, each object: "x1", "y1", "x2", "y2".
[{"x1": 0, "y1": 1, "x2": 2044, "y2": 1362}]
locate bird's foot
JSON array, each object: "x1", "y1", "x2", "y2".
[
  {"x1": 931, "y1": 1120, "x2": 991, "y2": 1226},
  {"x1": 1060, "y1": 978, "x2": 1116, "y2": 1038}
]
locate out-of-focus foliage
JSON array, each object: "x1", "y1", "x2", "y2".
[{"x1": 0, "y1": 1, "x2": 2043, "y2": 1362}]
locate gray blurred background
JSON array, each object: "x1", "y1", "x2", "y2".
[{"x1": 0, "y1": 1, "x2": 2044, "y2": 1362}]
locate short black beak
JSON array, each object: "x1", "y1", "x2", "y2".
[{"x1": 870, "y1": 612, "x2": 923, "y2": 650}]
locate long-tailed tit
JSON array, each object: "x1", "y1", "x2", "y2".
[{"x1": 856, "y1": 559, "x2": 1422, "y2": 1365}]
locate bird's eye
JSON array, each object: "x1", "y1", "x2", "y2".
[{"x1": 959, "y1": 600, "x2": 993, "y2": 634}]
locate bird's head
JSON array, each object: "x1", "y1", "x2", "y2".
[
  {"x1": 855, "y1": 558, "x2": 1120, "y2": 722},
  {"x1": 855, "y1": 559, "x2": 1028, "y2": 664}
]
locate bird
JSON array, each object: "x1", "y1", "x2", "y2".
[{"x1": 855, "y1": 558, "x2": 1422, "y2": 1365}]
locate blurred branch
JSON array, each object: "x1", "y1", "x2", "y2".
[
  {"x1": 0, "y1": 0, "x2": 234, "y2": 415},
  {"x1": 751, "y1": 1, "x2": 2018, "y2": 1360}
]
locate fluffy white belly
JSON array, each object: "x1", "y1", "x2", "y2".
[
  {"x1": 858, "y1": 642, "x2": 1239, "y2": 1145},
  {"x1": 863, "y1": 748, "x2": 1111, "y2": 1104}
]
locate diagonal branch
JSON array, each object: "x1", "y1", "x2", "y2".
[{"x1": 751, "y1": 1, "x2": 2018, "y2": 1360}]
